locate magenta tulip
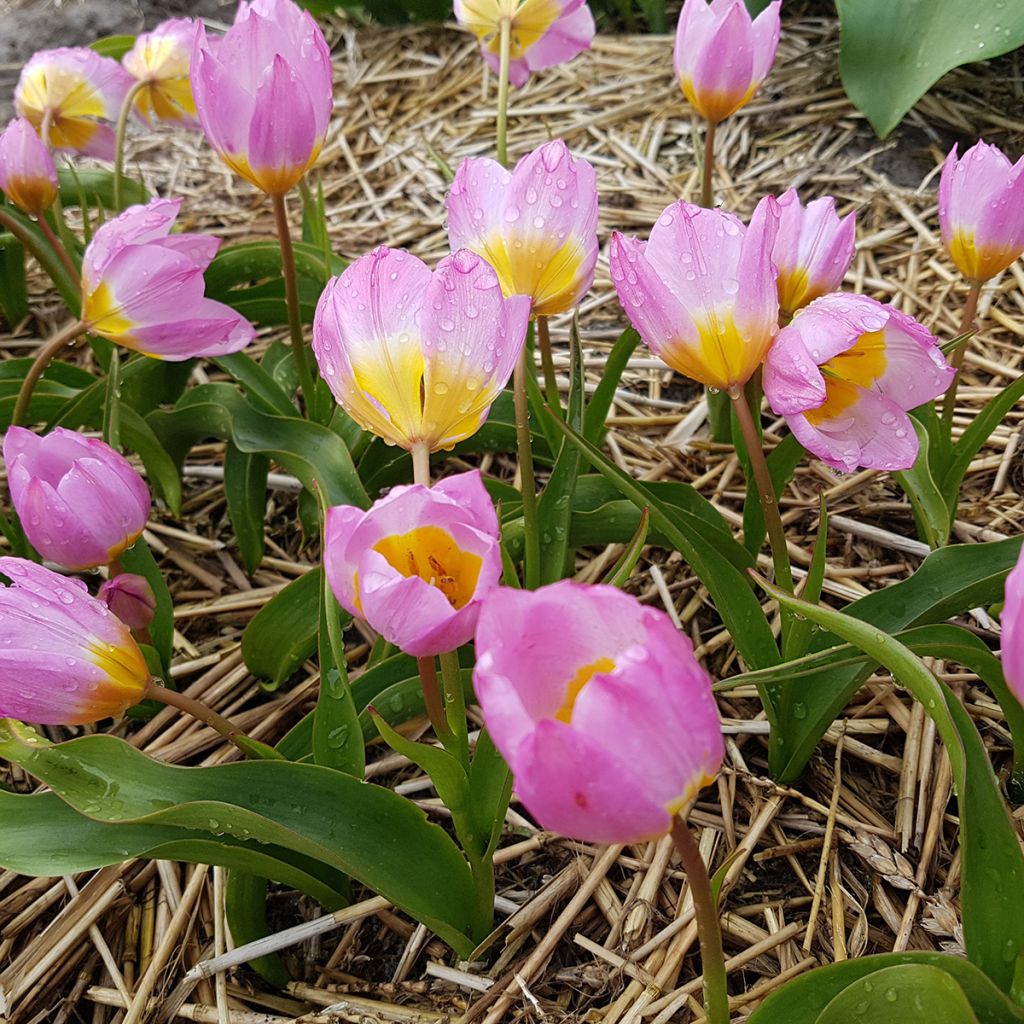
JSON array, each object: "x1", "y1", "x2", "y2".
[
  {"x1": 80, "y1": 197, "x2": 254, "y2": 359},
  {"x1": 0, "y1": 117, "x2": 58, "y2": 216},
  {"x1": 14, "y1": 47, "x2": 133, "y2": 158},
  {"x1": 98, "y1": 573, "x2": 157, "y2": 630},
  {"x1": 191, "y1": 0, "x2": 333, "y2": 195},
  {"x1": 610, "y1": 196, "x2": 780, "y2": 390},
  {"x1": 324, "y1": 470, "x2": 501, "y2": 657},
  {"x1": 763, "y1": 293, "x2": 955, "y2": 473},
  {"x1": 0, "y1": 558, "x2": 149, "y2": 725},
  {"x1": 773, "y1": 188, "x2": 856, "y2": 320},
  {"x1": 4, "y1": 426, "x2": 151, "y2": 571},
  {"x1": 446, "y1": 139, "x2": 599, "y2": 317},
  {"x1": 474, "y1": 581, "x2": 724, "y2": 844},
  {"x1": 123, "y1": 18, "x2": 200, "y2": 126},
  {"x1": 674, "y1": 0, "x2": 781, "y2": 124},
  {"x1": 1002, "y1": 544, "x2": 1024, "y2": 705},
  {"x1": 939, "y1": 140, "x2": 1024, "y2": 283}
]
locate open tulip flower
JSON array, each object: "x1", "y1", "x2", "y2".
[
  {"x1": 191, "y1": 0, "x2": 333, "y2": 196},
  {"x1": 454, "y1": 0, "x2": 595, "y2": 88},
  {"x1": 313, "y1": 246, "x2": 530, "y2": 453},
  {"x1": 0, "y1": 116, "x2": 58, "y2": 216},
  {"x1": 674, "y1": 0, "x2": 781, "y2": 125},
  {"x1": 773, "y1": 188, "x2": 856, "y2": 320},
  {"x1": 610, "y1": 196, "x2": 780, "y2": 391},
  {"x1": 4, "y1": 427, "x2": 151, "y2": 572},
  {"x1": 474, "y1": 581, "x2": 723, "y2": 844},
  {"x1": 123, "y1": 18, "x2": 200, "y2": 126},
  {"x1": 763, "y1": 293, "x2": 955, "y2": 473},
  {"x1": 80, "y1": 197, "x2": 255, "y2": 359},
  {"x1": 14, "y1": 47, "x2": 133, "y2": 159},
  {"x1": 939, "y1": 140, "x2": 1024, "y2": 284},
  {"x1": 446, "y1": 139, "x2": 599, "y2": 317},
  {"x1": 324, "y1": 471, "x2": 501, "y2": 658},
  {"x1": 1001, "y1": 544, "x2": 1024, "y2": 706},
  {"x1": 0, "y1": 558, "x2": 149, "y2": 725}
]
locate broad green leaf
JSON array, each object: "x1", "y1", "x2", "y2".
[
  {"x1": 214, "y1": 353, "x2": 299, "y2": 418},
  {"x1": 224, "y1": 872, "x2": 292, "y2": 987},
  {"x1": 243, "y1": 570, "x2": 323, "y2": 686},
  {"x1": 837, "y1": 0, "x2": 1024, "y2": 138},
  {"x1": 204, "y1": 240, "x2": 343, "y2": 298},
  {"x1": 90, "y1": 35, "x2": 137, "y2": 60},
  {"x1": 57, "y1": 167, "x2": 148, "y2": 210},
  {"x1": 895, "y1": 418, "x2": 951, "y2": 548},
  {"x1": 119, "y1": 538, "x2": 174, "y2": 674},
  {"x1": 224, "y1": 445, "x2": 269, "y2": 574},
  {"x1": 0, "y1": 235, "x2": 28, "y2": 325},
  {"x1": 120, "y1": 406, "x2": 182, "y2": 515},
  {"x1": 467, "y1": 729, "x2": 512, "y2": 863},
  {"x1": 0, "y1": 206, "x2": 80, "y2": 311},
  {"x1": 582, "y1": 327, "x2": 639, "y2": 445},
  {"x1": 781, "y1": 495, "x2": 827, "y2": 663}
]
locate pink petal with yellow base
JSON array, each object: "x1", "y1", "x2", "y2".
[
  {"x1": 123, "y1": 18, "x2": 199, "y2": 126},
  {"x1": 0, "y1": 116, "x2": 58, "y2": 215}
]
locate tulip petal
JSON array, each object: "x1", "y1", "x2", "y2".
[
  {"x1": 81, "y1": 197, "x2": 181, "y2": 286},
  {"x1": 1002, "y1": 547, "x2": 1024, "y2": 704},
  {"x1": 446, "y1": 157, "x2": 513, "y2": 258},
  {"x1": 523, "y1": 3, "x2": 595, "y2": 74},
  {"x1": 686, "y1": 1, "x2": 756, "y2": 123}
]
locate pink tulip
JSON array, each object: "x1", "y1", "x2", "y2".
[
  {"x1": 0, "y1": 558, "x2": 149, "y2": 725},
  {"x1": 123, "y1": 18, "x2": 200, "y2": 126},
  {"x1": 14, "y1": 47, "x2": 133, "y2": 159},
  {"x1": 446, "y1": 139, "x2": 598, "y2": 317},
  {"x1": 80, "y1": 197, "x2": 254, "y2": 359},
  {"x1": 98, "y1": 574, "x2": 156, "y2": 630},
  {"x1": 324, "y1": 471, "x2": 501, "y2": 657},
  {"x1": 474, "y1": 581, "x2": 724, "y2": 844},
  {"x1": 674, "y1": 0, "x2": 781, "y2": 124},
  {"x1": 0, "y1": 117, "x2": 58, "y2": 216},
  {"x1": 454, "y1": 0, "x2": 595, "y2": 87},
  {"x1": 610, "y1": 196, "x2": 780, "y2": 390},
  {"x1": 1002, "y1": 544, "x2": 1024, "y2": 705},
  {"x1": 4, "y1": 427, "x2": 151, "y2": 572},
  {"x1": 939, "y1": 140, "x2": 1024, "y2": 283},
  {"x1": 763, "y1": 293, "x2": 955, "y2": 473},
  {"x1": 191, "y1": 0, "x2": 333, "y2": 195},
  {"x1": 313, "y1": 246, "x2": 530, "y2": 452},
  {"x1": 773, "y1": 188, "x2": 856, "y2": 320}
]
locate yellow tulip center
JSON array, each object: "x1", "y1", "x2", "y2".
[
  {"x1": 372, "y1": 525, "x2": 482, "y2": 609},
  {"x1": 804, "y1": 329, "x2": 887, "y2": 426},
  {"x1": 85, "y1": 637, "x2": 149, "y2": 697},
  {"x1": 83, "y1": 280, "x2": 137, "y2": 341},
  {"x1": 554, "y1": 656, "x2": 616, "y2": 723}
]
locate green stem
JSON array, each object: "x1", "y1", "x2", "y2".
[
  {"x1": 495, "y1": 17, "x2": 512, "y2": 167},
  {"x1": 113, "y1": 80, "x2": 146, "y2": 212},
  {"x1": 670, "y1": 816, "x2": 730, "y2": 1024},
  {"x1": 13, "y1": 318, "x2": 87, "y2": 427},
  {"x1": 513, "y1": 349, "x2": 540, "y2": 589},
  {"x1": 537, "y1": 315, "x2": 561, "y2": 414},
  {"x1": 701, "y1": 120, "x2": 717, "y2": 208},
  {"x1": 416, "y1": 656, "x2": 454, "y2": 745},
  {"x1": 36, "y1": 213, "x2": 79, "y2": 286},
  {"x1": 468, "y1": 846, "x2": 496, "y2": 942},
  {"x1": 271, "y1": 191, "x2": 318, "y2": 418},
  {"x1": 941, "y1": 279, "x2": 982, "y2": 433},
  {"x1": 102, "y1": 347, "x2": 121, "y2": 449},
  {"x1": 438, "y1": 648, "x2": 469, "y2": 768}
]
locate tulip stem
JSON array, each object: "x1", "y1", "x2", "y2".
[
  {"x1": 513, "y1": 349, "x2": 541, "y2": 589},
  {"x1": 495, "y1": 16, "x2": 512, "y2": 167},
  {"x1": 113, "y1": 80, "x2": 145, "y2": 212},
  {"x1": 439, "y1": 649, "x2": 470, "y2": 767},
  {"x1": 729, "y1": 386, "x2": 793, "y2": 595},
  {"x1": 411, "y1": 443, "x2": 431, "y2": 487},
  {"x1": 537, "y1": 315, "x2": 561, "y2": 414},
  {"x1": 102, "y1": 347, "x2": 122, "y2": 450},
  {"x1": 417, "y1": 656, "x2": 454, "y2": 745},
  {"x1": 940, "y1": 279, "x2": 982, "y2": 433},
  {"x1": 701, "y1": 120, "x2": 716, "y2": 208},
  {"x1": 670, "y1": 815, "x2": 730, "y2": 1024},
  {"x1": 39, "y1": 109, "x2": 76, "y2": 259},
  {"x1": 36, "y1": 214, "x2": 80, "y2": 286},
  {"x1": 12, "y1": 318, "x2": 87, "y2": 427},
  {"x1": 271, "y1": 191, "x2": 319, "y2": 420}
]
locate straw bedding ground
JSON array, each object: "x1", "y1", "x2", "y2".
[{"x1": 1, "y1": 12, "x2": 1023, "y2": 1023}]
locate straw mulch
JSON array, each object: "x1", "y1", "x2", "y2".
[{"x1": 2, "y1": 14, "x2": 1024, "y2": 1024}]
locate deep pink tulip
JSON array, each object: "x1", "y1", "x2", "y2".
[
  {"x1": 1002, "y1": 544, "x2": 1024, "y2": 705},
  {"x1": 324, "y1": 471, "x2": 501, "y2": 657},
  {"x1": 191, "y1": 0, "x2": 333, "y2": 195},
  {"x1": 610, "y1": 196, "x2": 780, "y2": 390},
  {"x1": 123, "y1": 18, "x2": 200, "y2": 126},
  {"x1": 763, "y1": 294, "x2": 955, "y2": 473},
  {"x1": 474, "y1": 581, "x2": 724, "y2": 844},
  {"x1": 80, "y1": 197, "x2": 254, "y2": 359},
  {"x1": 674, "y1": 0, "x2": 781, "y2": 124},
  {"x1": 98, "y1": 574, "x2": 157, "y2": 630},
  {"x1": 454, "y1": 0, "x2": 595, "y2": 87},
  {"x1": 939, "y1": 140, "x2": 1024, "y2": 283},
  {"x1": 0, "y1": 558, "x2": 149, "y2": 725},
  {"x1": 446, "y1": 139, "x2": 598, "y2": 317},
  {"x1": 4, "y1": 427, "x2": 151, "y2": 572},
  {"x1": 773, "y1": 188, "x2": 856, "y2": 319},
  {"x1": 14, "y1": 47, "x2": 133, "y2": 159},
  {"x1": 0, "y1": 117, "x2": 58, "y2": 216},
  {"x1": 313, "y1": 246, "x2": 530, "y2": 452}
]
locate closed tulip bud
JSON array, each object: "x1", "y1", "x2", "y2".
[
  {"x1": 123, "y1": 18, "x2": 200, "y2": 126},
  {"x1": 313, "y1": 246, "x2": 530, "y2": 452},
  {"x1": 447, "y1": 139, "x2": 598, "y2": 317},
  {"x1": 610, "y1": 196, "x2": 780, "y2": 391},
  {"x1": 191, "y1": 0, "x2": 333, "y2": 195},
  {"x1": 763, "y1": 293, "x2": 955, "y2": 473},
  {"x1": 0, "y1": 117, "x2": 58, "y2": 216},
  {"x1": 454, "y1": 0, "x2": 595, "y2": 87},
  {"x1": 1001, "y1": 545, "x2": 1024, "y2": 705},
  {"x1": 474, "y1": 581, "x2": 724, "y2": 844},
  {"x1": 324, "y1": 471, "x2": 501, "y2": 657},
  {"x1": 4, "y1": 426, "x2": 151, "y2": 571},
  {"x1": 80, "y1": 197, "x2": 255, "y2": 359},
  {"x1": 0, "y1": 558, "x2": 149, "y2": 724},
  {"x1": 674, "y1": 0, "x2": 781, "y2": 124},
  {"x1": 939, "y1": 140, "x2": 1024, "y2": 283},
  {"x1": 772, "y1": 188, "x2": 856, "y2": 320},
  {"x1": 14, "y1": 47, "x2": 133, "y2": 159},
  {"x1": 98, "y1": 574, "x2": 156, "y2": 630}
]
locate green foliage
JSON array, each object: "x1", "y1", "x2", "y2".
[{"x1": 243, "y1": 570, "x2": 325, "y2": 686}]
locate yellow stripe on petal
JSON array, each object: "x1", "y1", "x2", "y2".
[
  {"x1": 949, "y1": 229, "x2": 1017, "y2": 283},
  {"x1": 826, "y1": 328, "x2": 887, "y2": 389},
  {"x1": 804, "y1": 376, "x2": 858, "y2": 427},
  {"x1": 351, "y1": 340, "x2": 426, "y2": 448},
  {"x1": 85, "y1": 636, "x2": 149, "y2": 700},
  {"x1": 421, "y1": 365, "x2": 491, "y2": 451},
  {"x1": 484, "y1": 229, "x2": 588, "y2": 317},
  {"x1": 373, "y1": 525, "x2": 483, "y2": 608},
  {"x1": 224, "y1": 141, "x2": 322, "y2": 196},
  {"x1": 661, "y1": 311, "x2": 768, "y2": 391},
  {"x1": 83, "y1": 280, "x2": 138, "y2": 341},
  {"x1": 555, "y1": 656, "x2": 616, "y2": 724}
]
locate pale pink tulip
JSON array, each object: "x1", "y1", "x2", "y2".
[
  {"x1": 123, "y1": 18, "x2": 200, "y2": 126},
  {"x1": 1002, "y1": 544, "x2": 1024, "y2": 705},
  {"x1": 0, "y1": 117, "x2": 58, "y2": 216}
]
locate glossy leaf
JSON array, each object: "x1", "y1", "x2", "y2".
[
  {"x1": 119, "y1": 537, "x2": 174, "y2": 673},
  {"x1": 57, "y1": 168, "x2": 148, "y2": 210},
  {"x1": 224, "y1": 445, "x2": 269, "y2": 574},
  {"x1": 895, "y1": 418, "x2": 950, "y2": 548},
  {"x1": 816, "y1": 964, "x2": 978, "y2": 1023},
  {"x1": 602, "y1": 507, "x2": 650, "y2": 588},
  {"x1": 583, "y1": 327, "x2": 640, "y2": 444},
  {"x1": 243, "y1": 570, "x2": 323, "y2": 686},
  {"x1": 224, "y1": 872, "x2": 292, "y2": 987},
  {"x1": 781, "y1": 495, "x2": 827, "y2": 662},
  {"x1": 120, "y1": 406, "x2": 182, "y2": 515},
  {"x1": 0, "y1": 235, "x2": 28, "y2": 325},
  {"x1": 214, "y1": 354, "x2": 299, "y2": 418}
]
